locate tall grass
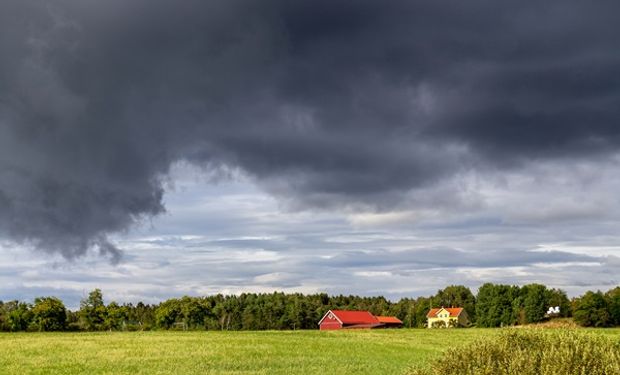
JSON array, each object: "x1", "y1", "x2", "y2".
[{"x1": 408, "y1": 329, "x2": 620, "y2": 375}]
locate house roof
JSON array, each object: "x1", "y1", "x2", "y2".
[
  {"x1": 426, "y1": 307, "x2": 464, "y2": 318},
  {"x1": 320, "y1": 310, "x2": 380, "y2": 325},
  {"x1": 376, "y1": 316, "x2": 403, "y2": 324}
]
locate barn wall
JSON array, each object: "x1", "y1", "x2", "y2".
[
  {"x1": 319, "y1": 322, "x2": 342, "y2": 330},
  {"x1": 319, "y1": 314, "x2": 342, "y2": 330}
]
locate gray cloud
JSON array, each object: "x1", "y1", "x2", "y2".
[
  {"x1": 1, "y1": 0, "x2": 620, "y2": 259},
  {"x1": 2, "y1": 172, "x2": 620, "y2": 307},
  {"x1": 316, "y1": 248, "x2": 599, "y2": 270}
]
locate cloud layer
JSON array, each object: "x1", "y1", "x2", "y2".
[
  {"x1": 2, "y1": 169, "x2": 620, "y2": 308},
  {"x1": 1, "y1": 0, "x2": 620, "y2": 261}
]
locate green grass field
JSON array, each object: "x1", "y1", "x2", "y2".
[{"x1": 1, "y1": 329, "x2": 619, "y2": 375}]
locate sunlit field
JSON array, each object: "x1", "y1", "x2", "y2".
[{"x1": 0, "y1": 329, "x2": 619, "y2": 375}]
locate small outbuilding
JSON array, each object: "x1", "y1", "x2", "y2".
[
  {"x1": 376, "y1": 316, "x2": 404, "y2": 328},
  {"x1": 318, "y1": 310, "x2": 402, "y2": 330}
]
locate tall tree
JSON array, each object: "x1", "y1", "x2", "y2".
[
  {"x1": 5, "y1": 301, "x2": 33, "y2": 331},
  {"x1": 547, "y1": 288, "x2": 571, "y2": 318},
  {"x1": 79, "y1": 289, "x2": 107, "y2": 330},
  {"x1": 31, "y1": 297, "x2": 67, "y2": 331},
  {"x1": 605, "y1": 287, "x2": 620, "y2": 326},
  {"x1": 104, "y1": 302, "x2": 128, "y2": 331},
  {"x1": 573, "y1": 291, "x2": 611, "y2": 327},
  {"x1": 521, "y1": 284, "x2": 550, "y2": 324},
  {"x1": 432, "y1": 285, "x2": 476, "y2": 323},
  {"x1": 155, "y1": 298, "x2": 181, "y2": 329},
  {"x1": 476, "y1": 283, "x2": 520, "y2": 327}
]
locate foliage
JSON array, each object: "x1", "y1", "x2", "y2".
[
  {"x1": 521, "y1": 283, "x2": 549, "y2": 324},
  {"x1": 1, "y1": 284, "x2": 620, "y2": 332},
  {"x1": 104, "y1": 302, "x2": 128, "y2": 331},
  {"x1": 408, "y1": 330, "x2": 620, "y2": 375},
  {"x1": 606, "y1": 287, "x2": 620, "y2": 326},
  {"x1": 547, "y1": 288, "x2": 571, "y2": 318},
  {"x1": 31, "y1": 297, "x2": 67, "y2": 331},
  {"x1": 573, "y1": 291, "x2": 612, "y2": 327},
  {"x1": 79, "y1": 289, "x2": 107, "y2": 330},
  {"x1": 476, "y1": 283, "x2": 520, "y2": 327},
  {"x1": 5, "y1": 301, "x2": 33, "y2": 331},
  {"x1": 432, "y1": 285, "x2": 476, "y2": 323},
  {"x1": 476, "y1": 283, "x2": 572, "y2": 327}
]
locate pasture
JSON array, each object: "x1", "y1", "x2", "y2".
[{"x1": 0, "y1": 329, "x2": 619, "y2": 374}]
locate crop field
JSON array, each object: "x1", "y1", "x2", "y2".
[{"x1": 1, "y1": 329, "x2": 619, "y2": 375}]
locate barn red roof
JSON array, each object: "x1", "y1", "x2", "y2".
[
  {"x1": 376, "y1": 316, "x2": 403, "y2": 324},
  {"x1": 329, "y1": 310, "x2": 380, "y2": 324},
  {"x1": 427, "y1": 307, "x2": 464, "y2": 318}
]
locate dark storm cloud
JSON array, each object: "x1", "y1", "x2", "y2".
[{"x1": 1, "y1": 0, "x2": 620, "y2": 258}]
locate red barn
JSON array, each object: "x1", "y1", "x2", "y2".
[{"x1": 318, "y1": 310, "x2": 384, "y2": 330}]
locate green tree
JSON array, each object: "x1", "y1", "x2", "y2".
[
  {"x1": 0, "y1": 301, "x2": 5, "y2": 331},
  {"x1": 573, "y1": 291, "x2": 611, "y2": 327},
  {"x1": 6, "y1": 301, "x2": 33, "y2": 331},
  {"x1": 155, "y1": 298, "x2": 181, "y2": 329},
  {"x1": 432, "y1": 285, "x2": 477, "y2": 323},
  {"x1": 476, "y1": 283, "x2": 520, "y2": 327},
  {"x1": 392, "y1": 298, "x2": 416, "y2": 328},
  {"x1": 79, "y1": 289, "x2": 107, "y2": 330},
  {"x1": 178, "y1": 296, "x2": 208, "y2": 329},
  {"x1": 104, "y1": 302, "x2": 128, "y2": 330},
  {"x1": 521, "y1": 284, "x2": 549, "y2": 323},
  {"x1": 31, "y1": 297, "x2": 67, "y2": 331},
  {"x1": 126, "y1": 301, "x2": 155, "y2": 330},
  {"x1": 604, "y1": 287, "x2": 620, "y2": 326},
  {"x1": 547, "y1": 288, "x2": 571, "y2": 317},
  {"x1": 413, "y1": 296, "x2": 432, "y2": 328}
]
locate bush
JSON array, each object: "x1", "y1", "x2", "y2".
[
  {"x1": 66, "y1": 322, "x2": 83, "y2": 332},
  {"x1": 125, "y1": 324, "x2": 141, "y2": 331},
  {"x1": 408, "y1": 330, "x2": 620, "y2": 375}
]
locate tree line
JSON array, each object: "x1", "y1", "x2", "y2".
[{"x1": 1, "y1": 284, "x2": 619, "y2": 331}]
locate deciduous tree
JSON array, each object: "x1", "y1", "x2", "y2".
[{"x1": 32, "y1": 297, "x2": 67, "y2": 331}]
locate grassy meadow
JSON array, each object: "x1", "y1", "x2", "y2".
[{"x1": 0, "y1": 328, "x2": 619, "y2": 374}]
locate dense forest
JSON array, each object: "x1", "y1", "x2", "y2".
[{"x1": 1, "y1": 284, "x2": 619, "y2": 332}]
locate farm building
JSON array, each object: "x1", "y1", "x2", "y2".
[
  {"x1": 426, "y1": 307, "x2": 469, "y2": 328},
  {"x1": 376, "y1": 316, "x2": 404, "y2": 328},
  {"x1": 318, "y1": 310, "x2": 402, "y2": 330}
]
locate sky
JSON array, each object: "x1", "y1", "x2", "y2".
[{"x1": 1, "y1": 0, "x2": 620, "y2": 309}]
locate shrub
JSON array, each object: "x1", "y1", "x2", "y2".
[
  {"x1": 66, "y1": 322, "x2": 83, "y2": 332},
  {"x1": 408, "y1": 329, "x2": 620, "y2": 375}
]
